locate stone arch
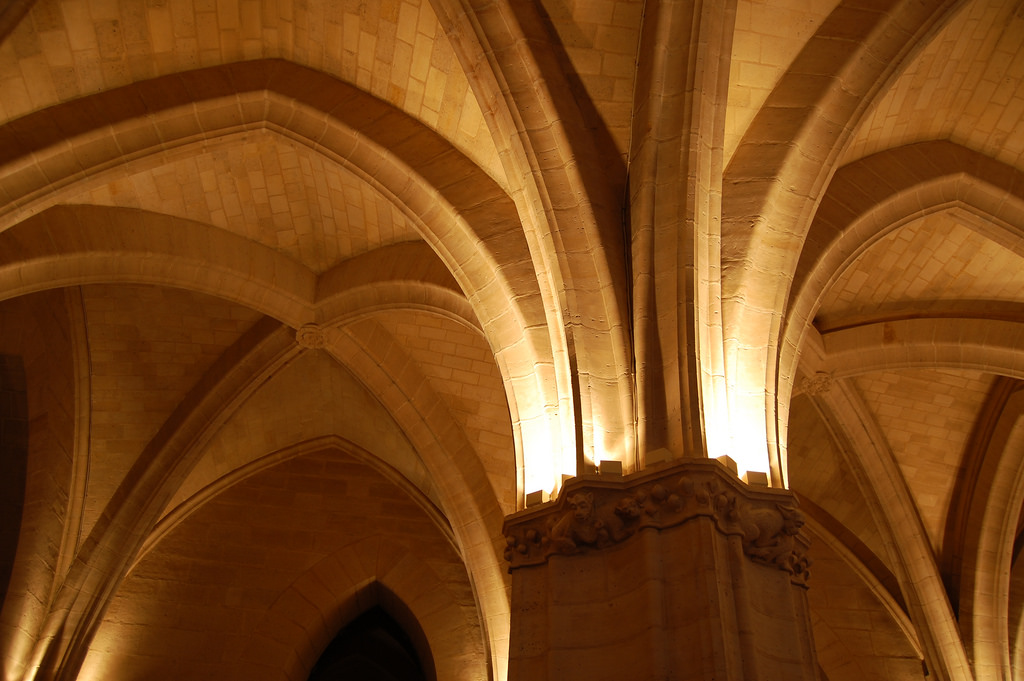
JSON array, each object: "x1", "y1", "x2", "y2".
[
  {"x1": 76, "y1": 444, "x2": 487, "y2": 681},
  {"x1": 0, "y1": 58, "x2": 562, "y2": 502},
  {"x1": 787, "y1": 142, "x2": 1024, "y2": 349},
  {"x1": 0, "y1": 191, "x2": 513, "y2": 677},
  {"x1": 0, "y1": 290, "x2": 78, "y2": 681},
  {"x1": 140, "y1": 436, "x2": 454, "y2": 568},
  {"x1": 720, "y1": 0, "x2": 966, "y2": 483},
  {"x1": 136, "y1": 437, "x2": 473, "y2": 681},
  {"x1": 819, "y1": 318, "x2": 1024, "y2": 382},
  {"x1": 430, "y1": 0, "x2": 636, "y2": 480},
  {"x1": 810, "y1": 380, "x2": 972, "y2": 680},
  {"x1": 781, "y1": 142, "x2": 1024, "y2": 480},
  {"x1": 27, "y1": 320, "x2": 301, "y2": 681},
  {"x1": 0, "y1": 208, "x2": 480, "y2": 334},
  {"x1": 2, "y1": 281, "x2": 510, "y2": 681},
  {"x1": 236, "y1": 536, "x2": 487, "y2": 681},
  {"x1": 326, "y1": 321, "x2": 511, "y2": 673},
  {"x1": 316, "y1": 243, "x2": 476, "y2": 329},
  {"x1": 0, "y1": 204, "x2": 317, "y2": 321},
  {"x1": 952, "y1": 386, "x2": 1024, "y2": 680}
]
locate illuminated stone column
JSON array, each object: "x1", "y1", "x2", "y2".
[{"x1": 504, "y1": 459, "x2": 818, "y2": 681}]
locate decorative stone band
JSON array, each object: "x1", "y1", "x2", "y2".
[{"x1": 503, "y1": 459, "x2": 811, "y2": 586}]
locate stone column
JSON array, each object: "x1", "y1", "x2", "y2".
[{"x1": 503, "y1": 459, "x2": 818, "y2": 681}]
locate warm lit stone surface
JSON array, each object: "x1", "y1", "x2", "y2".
[
  {"x1": 804, "y1": 531, "x2": 923, "y2": 681},
  {"x1": 68, "y1": 130, "x2": 424, "y2": 274},
  {"x1": 3, "y1": 1, "x2": 1024, "y2": 680},
  {"x1": 725, "y1": 0, "x2": 839, "y2": 165},
  {"x1": 538, "y1": 0, "x2": 643, "y2": 160},
  {"x1": 165, "y1": 349, "x2": 438, "y2": 518},
  {"x1": 854, "y1": 369, "x2": 993, "y2": 557},
  {"x1": 843, "y1": 0, "x2": 1024, "y2": 170},
  {"x1": 83, "y1": 448, "x2": 486, "y2": 681},
  {"x1": 506, "y1": 461, "x2": 816, "y2": 681},
  {"x1": 0, "y1": 290, "x2": 76, "y2": 675},
  {"x1": 81, "y1": 284, "x2": 262, "y2": 540},
  {"x1": 0, "y1": 0, "x2": 504, "y2": 181},
  {"x1": 373, "y1": 308, "x2": 516, "y2": 513},
  {"x1": 815, "y1": 211, "x2": 1024, "y2": 331},
  {"x1": 787, "y1": 394, "x2": 892, "y2": 576}
]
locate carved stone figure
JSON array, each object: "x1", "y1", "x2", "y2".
[
  {"x1": 614, "y1": 495, "x2": 641, "y2": 520},
  {"x1": 741, "y1": 503, "x2": 805, "y2": 568},
  {"x1": 504, "y1": 464, "x2": 811, "y2": 584},
  {"x1": 550, "y1": 492, "x2": 608, "y2": 550}
]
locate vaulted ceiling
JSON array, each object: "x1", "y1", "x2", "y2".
[{"x1": 2, "y1": 1, "x2": 1024, "y2": 681}]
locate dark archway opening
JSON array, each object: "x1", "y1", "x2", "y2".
[
  {"x1": 0, "y1": 354, "x2": 27, "y2": 608},
  {"x1": 308, "y1": 606, "x2": 430, "y2": 681}
]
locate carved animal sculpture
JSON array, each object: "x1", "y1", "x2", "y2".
[{"x1": 741, "y1": 503, "x2": 804, "y2": 567}]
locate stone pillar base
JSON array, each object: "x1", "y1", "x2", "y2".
[{"x1": 504, "y1": 459, "x2": 818, "y2": 681}]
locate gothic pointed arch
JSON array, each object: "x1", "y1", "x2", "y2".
[
  {"x1": 430, "y1": 0, "x2": 636, "y2": 482},
  {"x1": 0, "y1": 58, "x2": 565, "y2": 502},
  {"x1": 721, "y1": 0, "x2": 966, "y2": 482}
]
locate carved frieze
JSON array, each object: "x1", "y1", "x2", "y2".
[{"x1": 504, "y1": 460, "x2": 811, "y2": 586}]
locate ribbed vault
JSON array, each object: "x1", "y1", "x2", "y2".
[{"x1": 3, "y1": 1, "x2": 1024, "y2": 680}]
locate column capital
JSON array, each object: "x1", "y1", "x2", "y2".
[{"x1": 503, "y1": 458, "x2": 810, "y2": 585}]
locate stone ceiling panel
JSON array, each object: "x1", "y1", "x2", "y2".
[
  {"x1": 372, "y1": 309, "x2": 516, "y2": 514},
  {"x1": 843, "y1": 0, "x2": 1024, "y2": 172},
  {"x1": 80, "y1": 283, "x2": 262, "y2": 540},
  {"x1": 0, "y1": 0, "x2": 504, "y2": 183},
  {"x1": 788, "y1": 393, "x2": 892, "y2": 578},
  {"x1": 725, "y1": 0, "x2": 839, "y2": 165},
  {"x1": 852, "y1": 368, "x2": 993, "y2": 557},
  {"x1": 67, "y1": 129, "x2": 423, "y2": 274},
  {"x1": 816, "y1": 210, "x2": 1024, "y2": 331}
]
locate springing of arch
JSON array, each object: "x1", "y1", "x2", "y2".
[
  {"x1": 0, "y1": 251, "x2": 513, "y2": 681},
  {"x1": 808, "y1": 380, "x2": 973, "y2": 681},
  {"x1": 780, "y1": 140, "x2": 1024, "y2": 483},
  {"x1": 0, "y1": 57, "x2": 572, "y2": 502},
  {"x1": 429, "y1": 0, "x2": 636, "y2": 482},
  {"x1": 627, "y1": 0, "x2": 735, "y2": 467},
  {"x1": 720, "y1": 0, "x2": 966, "y2": 485}
]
